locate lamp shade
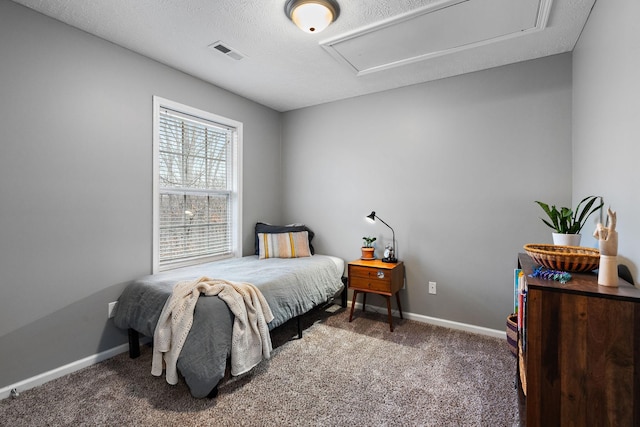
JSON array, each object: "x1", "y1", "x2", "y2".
[{"x1": 285, "y1": 0, "x2": 340, "y2": 34}]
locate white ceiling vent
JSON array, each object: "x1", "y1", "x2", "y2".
[
  {"x1": 321, "y1": 0, "x2": 552, "y2": 76},
  {"x1": 209, "y1": 41, "x2": 246, "y2": 61}
]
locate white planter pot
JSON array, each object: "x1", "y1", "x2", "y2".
[{"x1": 552, "y1": 233, "x2": 581, "y2": 246}]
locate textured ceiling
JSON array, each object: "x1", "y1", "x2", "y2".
[{"x1": 11, "y1": 0, "x2": 596, "y2": 112}]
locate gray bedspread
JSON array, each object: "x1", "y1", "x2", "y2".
[{"x1": 113, "y1": 255, "x2": 344, "y2": 398}]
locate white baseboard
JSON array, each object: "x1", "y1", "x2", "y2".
[
  {"x1": 350, "y1": 302, "x2": 506, "y2": 339},
  {"x1": 0, "y1": 343, "x2": 131, "y2": 400},
  {"x1": 2, "y1": 308, "x2": 504, "y2": 400}
]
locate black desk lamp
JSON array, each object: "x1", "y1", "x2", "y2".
[{"x1": 366, "y1": 211, "x2": 397, "y2": 263}]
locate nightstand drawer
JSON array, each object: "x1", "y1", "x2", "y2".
[
  {"x1": 349, "y1": 276, "x2": 391, "y2": 293},
  {"x1": 349, "y1": 265, "x2": 392, "y2": 280}
]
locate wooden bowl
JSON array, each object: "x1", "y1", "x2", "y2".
[{"x1": 524, "y1": 244, "x2": 600, "y2": 273}]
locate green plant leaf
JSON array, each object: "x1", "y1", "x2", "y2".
[
  {"x1": 573, "y1": 196, "x2": 604, "y2": 233},
  {"x1": 535, "y1": 196, "x2": 603, "y2": 234},
  {"x1": 362, "y1": 236, "x2": 376, "y2": 247},
  {"x1": 535, "y1": 201, "x2": 561, "y2": 232}
]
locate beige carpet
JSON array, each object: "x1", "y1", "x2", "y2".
[{"x1": 0, "y1": 306, "x2": 520, "y2": 426}]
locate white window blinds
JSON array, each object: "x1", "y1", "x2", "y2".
[{"x1": 153, "y1": 98, "x2": 241, "y2": 271}]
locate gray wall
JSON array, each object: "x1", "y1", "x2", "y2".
[
  {"x1": 5, "y1": 0, "x2": 636, "y2": 393},
  {"x1": 282, "y1": 54, "x2": 573, "y2": 331},
  {"x1": 572, "y1": 0, "x2": 640, "y2": 280},
  {"x1": 0, "y1": 1, "x2": 282, "y2": 388}
]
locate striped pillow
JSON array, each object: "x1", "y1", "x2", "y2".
[{"x1": 258, "y1": 231, "x2": 311, "y2": 259}]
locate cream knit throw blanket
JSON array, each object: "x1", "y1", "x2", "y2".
[{"x1": 151, "y1": 277, "x2": 274, "y2": 385}]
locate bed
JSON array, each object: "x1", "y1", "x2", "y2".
[{"x1": 113, "y1": 253, "x2": 346, "y2": 398}]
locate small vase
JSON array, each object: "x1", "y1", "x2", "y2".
[{"x1": 552, "y1": 233, "x2": 581, "y2": 246}]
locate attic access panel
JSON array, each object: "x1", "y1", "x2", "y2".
[{"x1": 320, "y1": 0, "x2": 552, "y2": 75}]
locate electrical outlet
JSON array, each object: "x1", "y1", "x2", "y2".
[
  {"x1": 429, "y1": 281, "x2": 436, "y2": 294},
  {"x1": 108, "y1": 301, "x2": 118, "y2": 319}
]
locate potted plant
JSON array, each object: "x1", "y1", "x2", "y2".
[
  {"x1": 361, "y1": 236, "x2": 376, "y2": 259},
  {"x1": 535, "y1": 195, "x2": 604, "y2": 246}
]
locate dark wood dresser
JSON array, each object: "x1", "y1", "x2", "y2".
[{"x1": 517, "y1": 253, "x2": 640, "y2": 426}]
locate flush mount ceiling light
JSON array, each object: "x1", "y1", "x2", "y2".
[{"x1": 285, "y1": 0, "x2": 340, "y2": 34}]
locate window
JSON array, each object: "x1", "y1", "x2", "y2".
[{"x1": 153, "y1": 97, "x2": 242, "y2": 272}]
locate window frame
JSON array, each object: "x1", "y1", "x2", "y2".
[{"x1": 152, "y1": 96, "x2": 242, "y2": 273}]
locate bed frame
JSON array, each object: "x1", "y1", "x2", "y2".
[{"x1": 126, "y1": 276, "x2": 347, "y2": 398}]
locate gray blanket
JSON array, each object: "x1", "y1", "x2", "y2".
[{"x1": 113, "y1": 255, "x2": 344, "y2": 397}]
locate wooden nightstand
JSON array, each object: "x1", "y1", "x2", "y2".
[{"x1": 348, "y1": 259, "x2": 404, "y2": 331}]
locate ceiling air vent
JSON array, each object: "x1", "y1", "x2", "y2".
[{"x1": 208, "y1": 41, "x2": 246, "y2": 61}]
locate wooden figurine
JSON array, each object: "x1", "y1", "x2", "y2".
[{"x1": 593, "y1": 207, "x2": 618, "y2": 287}]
